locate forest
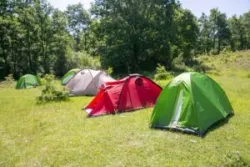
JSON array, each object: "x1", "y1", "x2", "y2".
[{"x1": 1, "y1": 0, "x2": 250, "y2": 79}]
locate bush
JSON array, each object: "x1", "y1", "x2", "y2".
[
  {"x1": 222, "y1": 46, "x2": 232, "y2": 54},
  {"x1": 171, "y1": 56, "x2": 189, "y2": 72},
  {"x1": 140, "y1": 71, "x2": 154, "y2": 79},
  {"x1": 106, "y1": 67, "x2": 113, "y2": 76},
  {"x1": 36, "y1": 73, "x2": 45, "y2": 86},
  {"x1": 66, "y1": 51, "x2": 101, "y2": 70},
  {"x1": 210, "y1": 49, "x2": 218, "y2": 55},
  {"x1": 0, "y1": 74, "x2": 15, "y2": 88},
  {"x1": 37, "y1": 74, "x2": 69, "y2": 103},
  {"x1": 4, "y1": 74, "x2": 15, "y2": 84},
  {"x1": 192, "y1": 61, "x2": 213, "y2": 73},
  {"x1": 154, "y1": 64, "x2": 172, "y2": 80}
]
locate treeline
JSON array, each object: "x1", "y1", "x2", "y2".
[
  {"x1": 0, "y1": 0, "x2": 250, "y2": 79},
  {"x1": 198, "y1": 9, "x2": 250, "y2": 55},
  {"x1": 0, "y1": 0, "x2": 93, "y2": 79}
]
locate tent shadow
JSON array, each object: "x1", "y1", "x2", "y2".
[
  {"x1": 85, "y1": 107, "x2": 152, "y2": 119},
  {"x1": 36, "y1": 99, "x2": 71, "y2": 105},
  {"x1": 152, "y1": 113, "x2": 234, "y2": 138},
  {"x1": 69, "y1": 94, "x2": 95, "y2": 97},
  {"x1": 151, "y1": 126, "x2": 198, "y2": 137},
  {"x1": 201, "y1": 113, "x2": 234, "y2": 138}
]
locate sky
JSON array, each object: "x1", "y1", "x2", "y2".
[
  {"x1": 49, "y1": 0, "x2": 93, "y2": 11},
  {"x1": 179, "y1": 0, "x2": 250, "y2": 17},
  {"x1": 48, "y1": 0, "x2": 250, "y2": 17}
]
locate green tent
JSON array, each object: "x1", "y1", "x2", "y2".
[
  {"x1": 150, "y1": 72, "x2": 233, "y2": 135},
  {"x1": 16, "y1": 74, "x2": 41, "y2": 89},
  {"x1": 61, "y1": 68, "x2": 80, "y2": 85}
]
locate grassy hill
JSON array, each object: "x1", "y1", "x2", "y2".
[{"x1": 0, "y1": 51, "x2": 250, "y2": 166}]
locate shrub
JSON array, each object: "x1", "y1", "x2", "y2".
[
  {"x1": 36, "y1": 73, "x2": 46, "y2": 86},
  {"x1": 192, "y1": 62, "x2": 213, "y2": 73},
  {"x1": 222, "y1": 46, "x2": 232, "y2": 54},
  {"x1": 0, "y1": 74, "x2": 15, "y2": 88},
  {"x1": 37, "y1": 74, "x2": 69, "y2": 103},
  {"x1": 171, "y1": 56, "x2": 189, "y2": 72},
  {"x1": 106, "y1": 67, "x2": 113, "y2": 76},
  {"x1": 4, "y1": 74, "x2": 15, "y2": 84},
  {"x1": 140, "y1": 71, "x2": 154, "y2": 79},
  {"x1": 66, "y1": 51, "x2": 101, "y2": 70},
  {"x1": 154, "y1": 64, "x2": 172, "y2": 80},
  {"x1": 210, "y1": 49, "x2": 218, "y2": 55}
]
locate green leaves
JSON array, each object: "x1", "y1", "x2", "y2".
[
  {"x1": 92, "y1": 0, "x2": 197, "y2": 73},
  {"x1": 1, "y1": 0, "x2": 250, "y2": 78},
  {"x1": 37, "y1": 74, "x2": 69, "y2": 104}
]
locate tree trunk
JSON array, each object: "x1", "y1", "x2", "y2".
[
  {"x1": 84, "y1": 29, "x2": 87, "y2": 51},
  {"x1": 27, "y1": 30, "x2": 34, "y2": 73},
  {"x1": 42, "y1": 41, "x2": 48, "y2": 73},
  {"x1": 133, "y1": 43, "x2": 138, "y2": 72},
  {"x1": 240, "y1": 33, "x2": 244, "y2": 50},
  {"x1": 213, "y1": 35, "x2": 216, "y2": 51},
  {"x1": 0, "y1": 35, "x2": 9, "y2": 77},
  {"x1": 11, "y1": 43, "x2": 17, "y2": 78},
  {"x1": 218, "y1": 37, "x2": 221, "y2": 54}
]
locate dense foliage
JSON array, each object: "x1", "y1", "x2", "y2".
[
  {"x1": 91, "y1": 0, "x2": 198, "y2": 73},
  {"x1": 0, "y1": 0, "x2": 250, "y2": 79},
  {"x1": 37, "y1": 74, "x2": 69, "y2": 103}
]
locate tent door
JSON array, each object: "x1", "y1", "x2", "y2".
[{"x1": 170, "y1": 89, "x2": 183, "y2": 127}]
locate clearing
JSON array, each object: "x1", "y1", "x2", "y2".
[{"x1": 0, "y1": 51, "x2": 250, "y2": 166}]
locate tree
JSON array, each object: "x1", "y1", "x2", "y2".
[
  {"x1": 17, "y1": 5, "x2": 39, "y2": 74},
  {"x1": 198, "y1": 13, "x2": 211, "y2": 54},
  {"x1": 65, "y1": 3, "x2": 90, "y2": 51},
  {"x1": 0, "y1": 0, "x2": 74, "y2": 78},
  {"x1": 228, "y1": 15, "x2": 246, "y2": 51},
  {"x1": 52, "y1": 9, "x2": 74, "y2": 76},
  {"x1": 34, "y1": 0, "x2": 54, "y2": 73},
  {"x1": 175, "y1": 9, "x2": 198, "y2": 62},
  {"x1": 242, "y1": 11, "x2": 250, "y2": 49},
  {"x1": 209, "y1": 8, "x2": 231, "y2": 54},
  {"x1": 0, "y1": 0, "x2": 24, "y2": 78},
  {"x1": 1, "y1": 0, "x2": 249, "y2": 79},
  {"x1": 92, "y1": 0, "x2": 187, "y2": 73}
]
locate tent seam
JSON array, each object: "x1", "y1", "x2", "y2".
[{"x1": 189, "y1": 73, "x2": 202, "y2": 135}]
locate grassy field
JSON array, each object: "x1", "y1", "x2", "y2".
[{"x1": 1, "y1": 51, "x2": 250, "y2": 166}]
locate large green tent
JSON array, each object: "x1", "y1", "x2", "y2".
[
  {"x1": 150, "y1": 72, "x2": 233, "y2": 135},
  {"x1": 16, "y1": 74, "x2": 41, "y2": 89},
  {"x1": 61, "y1": 68, "x2": 80, "y2": 85}
]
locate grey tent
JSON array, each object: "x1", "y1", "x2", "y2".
[{"x1": 66, "y1": 69, "x2": 115, "y2": 96}]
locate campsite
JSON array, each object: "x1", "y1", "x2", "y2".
[
  {"x1": 1, "y1": 51, "x2": 250, "y2": 166},
  {"x1": 1, "y1": 0, "x2": 250, "y2": 166}
]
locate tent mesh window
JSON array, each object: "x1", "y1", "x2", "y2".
[{"x1": 135, "y1": 77, "x2": 143, "y2": 86}]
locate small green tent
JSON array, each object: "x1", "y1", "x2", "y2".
[
  {"x1": 16, "y1": 74, "x2": 41, "y2": 89},
  {"x1": 150, "y1": 72, "x2": 233, "y2": 135},
  {"x1": 61, "y1": 68, "x2": 80, "y2": 85}
]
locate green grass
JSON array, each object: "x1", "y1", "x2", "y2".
[{"x1": 1, "y1": 51, "x2": 250, "y2": 166}]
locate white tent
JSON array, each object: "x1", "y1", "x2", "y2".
[{"x1": 66, "y1": 69, "x2": 115, "y2": 96}]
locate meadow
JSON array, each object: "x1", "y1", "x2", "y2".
[{"x1": 0, "y1": 51, "x2": 250, "y2": 166}]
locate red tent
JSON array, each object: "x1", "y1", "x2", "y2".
[{"x1": 85, "y1": 74, "x2": 162, "y2": 117}]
